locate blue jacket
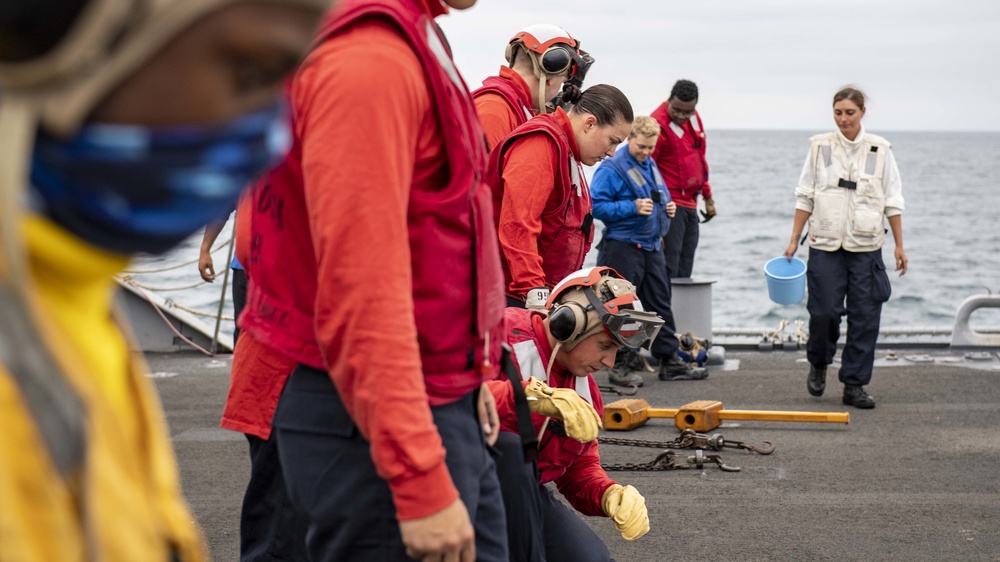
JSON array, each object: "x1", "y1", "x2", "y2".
[{"x1": 591, "y1": 146, "x2": 671, "y2": 251}]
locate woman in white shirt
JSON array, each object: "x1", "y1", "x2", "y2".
[{"x1": 783, "y1": 86, "x2": 908, "y2": 409}]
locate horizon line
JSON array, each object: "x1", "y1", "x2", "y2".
[{"x1": 706, "y1": 127, "x2": 1000, "y2": 134}]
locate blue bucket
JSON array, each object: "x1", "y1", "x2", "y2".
[{"x1": 764, "y1": 257, "x2": 807, "y2": 305}]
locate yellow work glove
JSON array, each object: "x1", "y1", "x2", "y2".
[
  {"x1": 700, "y1": 197, "x2": 717, "y2": 223},
  {"x1": 524, "y1": 377, "x2": 602, "y2": 443},
  {"x1": 601, "y1": 484, "x2": 649, "y2": 541}
]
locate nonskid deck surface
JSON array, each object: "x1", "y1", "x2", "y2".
[{"x1": 152, "y1": 349, "x2": 1000, "y2": 562}]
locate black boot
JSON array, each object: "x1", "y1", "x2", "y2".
[
  {"x1": 658, "y1": 352, "x2": 708, "y2": 381},
  {"x1": 608, "y1": 351, "x2": 644, "y2": 387},
  {"x1": 807, "y1": 364, "x2": 827, "y2": 397},
  {"x1": 843, "y1": 385, "x2": 876, "y2": 409},
  {"x1": 626, "y1": 352, "x2": 657, "y2": 373}
]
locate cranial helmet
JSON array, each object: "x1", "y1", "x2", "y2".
[
  {"x1": 546, "y1": 267, "x2": 664, "y2": 352},
  {"x1": 504, "y1": 23, "x2": 593, "y2": 114}
]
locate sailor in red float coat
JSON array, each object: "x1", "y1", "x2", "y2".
[
  {"x1": 485, "y1": 265, "x2": 660, "y2": 560},
  {"x1": 649, "y1": 103, "x2": 712, "y2": 210},
  {"x1": 649, "y1": 79, "x2": 715, "y2": 280},
  {"x1": 489, "y1": 309, "x2": 614, "y2": 514},
  {"x1": 486, "y1": 107, "x2": 594, "y2": 304},
  {"x1": 233, "y1": 0, "x2": 508, "y2": 559},
  {"x1": 473, "y1": 66, "x2": 534, "y2": 150}
]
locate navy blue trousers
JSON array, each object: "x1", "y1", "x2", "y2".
[
  {"x1": 239, "y1": 434, "x2": 309, "y2": 561},
  {"x1": 598, "y1": 238, "x2": 680, "y2": 358},
  {"x1": 806, "y1": 247, "x2": 891, "y2": 386},
  {"x1": 663, "y1": 206, "x2": 700, "y2": 279},
  {"x1": 273, "y1": 365, "x2": 508, "y2": 562},
  {"x1": 231, "y1": 267, "x2": 248, "y2": 345},
  {"x1": 493, "y1": 433, "x2": 613, "y2": 562}
]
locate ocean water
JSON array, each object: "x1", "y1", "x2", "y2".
[{"x1": 131, "y1": 130, "x2": 1000, "y2": 338}]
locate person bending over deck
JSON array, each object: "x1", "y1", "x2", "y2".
[
  {"x1": 487, "y1": 267, "x2": 662, "y2": 561},
  {"x1": 488, "y1": 84, "x2": 633, "y2": 309}
]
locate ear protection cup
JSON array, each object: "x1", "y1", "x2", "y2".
[
  {"x1": 548, "y1": 300, "x2": 588, "y2": 343},
  {"x1": 538, "y1": 45, "x2": 573, "y2": 75},
  {"x1": 504, "y1": 42, "x2": 516, "y2": 66}
]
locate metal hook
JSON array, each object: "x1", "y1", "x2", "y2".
[
  {"x1": 716, "y1": 459, "x2": 742, "y2": 472},
  {"x1": 747, "y1": 440, "x2": 776, "y2": 455}
]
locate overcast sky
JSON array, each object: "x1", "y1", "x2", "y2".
[{"x1": 438, "y1": 0, "x2": 1000, "y2": 132}]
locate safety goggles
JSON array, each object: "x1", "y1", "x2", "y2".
[
  {"x1": 540, "y1": 45, "x2": 592, "y2": 81},
  {"x1": 582, "y1": 286, "x2": 664, "y2": 349}
]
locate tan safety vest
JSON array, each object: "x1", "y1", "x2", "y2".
[{"x1": 806, "y1": 132, "x2": 892, "y2": 252}]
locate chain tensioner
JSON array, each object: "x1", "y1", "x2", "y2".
[{"x1": 598, "y1": 429, "x2": 775, "y2": 472}]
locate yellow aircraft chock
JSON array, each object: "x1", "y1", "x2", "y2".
[{"x1": 603, "y1": 399, "x2": 850, "y2": 432}]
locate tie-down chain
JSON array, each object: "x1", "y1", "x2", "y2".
[{"x1": 598, "y1": 428, "x2": 775, "y2": 472}]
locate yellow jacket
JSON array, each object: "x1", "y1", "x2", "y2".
[{"x1": 0, "y1": 217, "x2": 207, "y2": 561}]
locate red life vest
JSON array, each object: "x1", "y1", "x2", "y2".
[
  {"x1": 472, "y1": 74, "x2": 534, "y2": 128},
  {"x1": 486, "y1": 112, "x2": 594, "y2": 292},
  {"x1": 241, "y1": 0, "x2": 505, "y2": 391},
  {"x1": 650, "y1": 102, "x2": 709, "y2": 209}
]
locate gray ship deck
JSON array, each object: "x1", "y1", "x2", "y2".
[{"x1": 154, "y1": 349, "x2": 1000, "y2": 561}]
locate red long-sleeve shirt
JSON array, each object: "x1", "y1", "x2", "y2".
[
  {"x1": 474, "y1": 66, "x2": 533, "y2": 150},
  {"x1": 650, "y1": 103, "x2": 712, "y2": 209},
  {"x1": 235, "y1": 20, "x2": 458, "y2": 521},
  {"x1": 495, "y1": 109, "x2": 590, "y2": 297},
  {"x1": 302, "y1": 21, "x2": 455, "y2": 521}
]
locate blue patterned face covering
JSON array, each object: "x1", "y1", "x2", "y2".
[{"x1": 29, "y1": 102, "x2": 290, "y2": 255}]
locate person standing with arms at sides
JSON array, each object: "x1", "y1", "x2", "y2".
[
  {"x1": 237, "y1": 0, "x2": 510, "y2": 560},
  {"x1": 0, "y1": 0, "x2": 329, "y2": 560},
  {"x1": 488, "y1": 84, "x2": 633, "y2": 309},
  {"x1": 198, "y1": 193, "x2": 252, "y2": 344},
  {"x1": 592, "y1": 116, "x2": 708, "y2": 386},
  {"x1": 473, "y1": 24, "x2": 594, "y2": 150},
  {"x1": 650, "y1": 79, "x2": 715, "y2": 279},
  {"x1": 487, "y1": 267, "x2": 660, "y2": 561},
  {"x1": 783, "y1": 86, "x2": 907, "y2": 409}
]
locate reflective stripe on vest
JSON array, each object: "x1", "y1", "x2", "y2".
[
  {"x1": 690, "y1": 112, "x2": 702, "y2": 133},
  {"x1": 570, "y1": 156, "x2": 583, "y2": 196},
  {"x1": 623, "y1": 164, "x2": 665, "y2": 191},
  {"x1": 865, "y1": 148, "x2": 878, "y2": 175},
  {"x1": 510, "y1": 337, "x2": 593, "y2": 405}
]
